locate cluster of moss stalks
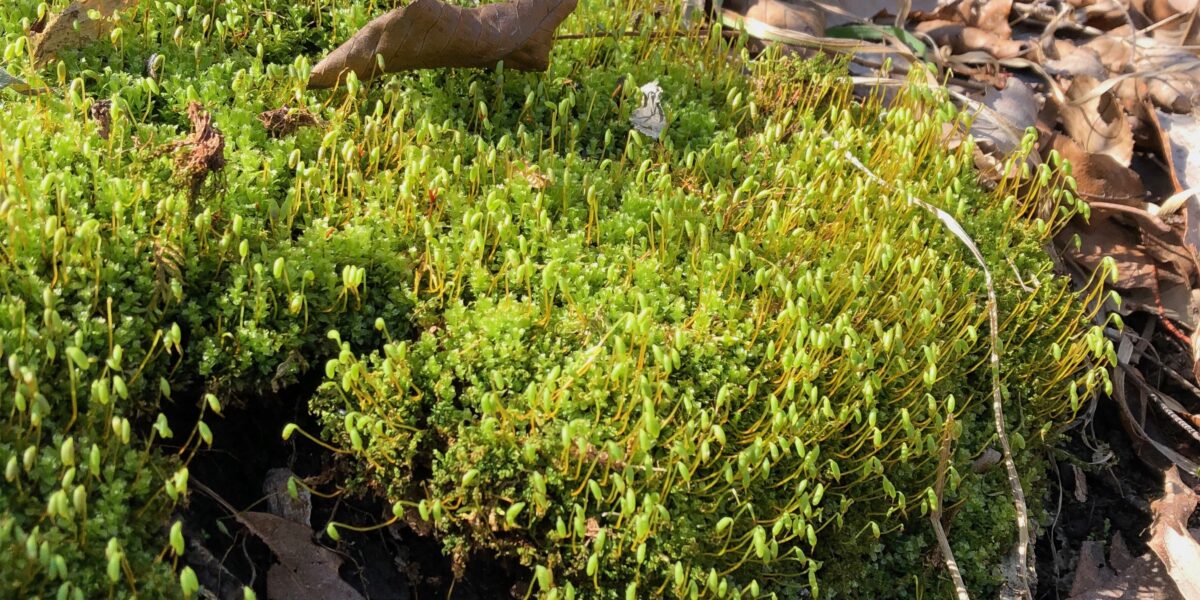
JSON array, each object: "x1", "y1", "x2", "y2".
[{"x1": 0, "y1": 0, "x2": 1113, "y2": 598}]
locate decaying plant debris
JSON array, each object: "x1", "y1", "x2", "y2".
[
  {"x1": 258, "y1": 106, "x2": 321, "y2": 138},
  {"x1": 89, "y1": 99, "x2": 112, "y2": 140},
  {"x1": 172, "y1": 102, "x2": 226, "y2": 195}
]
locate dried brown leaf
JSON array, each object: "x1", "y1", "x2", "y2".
[
  {"x1": 1156, "y1": 109, "x2": 1200, "y2": 195},
  {"x1": 1137, "y1": 0, "x2": 1200, "y2": 46},
  {"x1": 1065, "y1": 446, "x2": 1200, "y2": 600},
  {"x1": 913, "y1": 0, "x2": 1014, "y2": 36},
  {"x1": 1085, "y1": 26, "x2": 1137, "y2": 74},
  {"x1": 1134, "y1": 41, "x2": 1200, "y2": 113},
  {"x1": 1158, "y1": 111, "x2": 1200, "y2": 325},
  {"x1": 1059, "y1": 75, "x2": 1136, "y2": 165},
  {"x1": 913, "y1": 20, "x2": 1028, "y2": 59},
  {"x1": 1147, "y1": 467, "x2": 1200, "y2": 599},
  {"x1": 724, "y1": 0, "x2": 825, "y2": 34},
  {"x1": 308, "y1": 0, "x2": 578, "y2": 89},
  {"x1": 1067, "y1": 538, "x2": 1186, "y2": 599},
  {"x1": 1062, "y1": 217, "x2": 1159, "y2": 294},
  {"x1": 33, "y1": 0, "x2": 137, "y2": 67},
  {"x1": 236, "y1": 511, "x2": 365, "y2": 600},
  {"x1": 1045, "y1": 40, "x2": 1108, "y2": 80},
  {"x1": 1079, "y1": 0, "x2": 1141, "y2": 31},
  {"x1": 1061, "y1": 187, "x2": 1198, "y2": 330},
  {"x1": 971, "y1": 79, "x2": 1041, "y2": 157},
  {"x1": 1068, "y1": 540, "x2": 1115, "y2": 598},
  {"x1": 1050, "y1": 133, "x2": 1145, "y2": 202},
  {"x1": 1071, "y1": 463, "x2": 1089, "y2": 502}
]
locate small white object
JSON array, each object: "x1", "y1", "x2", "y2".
[{"x1": 630, "y1": 80, "x2": 666, "y2": 140}]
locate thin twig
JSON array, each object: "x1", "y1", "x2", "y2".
[
  {"x1": 1129, "y1": 374, "x2": 1200, "y2": 445},
  {"x1": 1138, "y1": 350, "x2": 1200, "y2": 401},
  {"x1": 931, "y1": 414, "x2": 972, "y2": 600}
]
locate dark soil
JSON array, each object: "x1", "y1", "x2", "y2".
[
  {"x1": 1035, "y1": 397, "x2": 1160, "y2": 599},
  {"x1": 1035, "y1": 310, "x2": 1200, "y2": 599},
  {"x1": 169, "y1": 371, "x2": 528, "y2": 600}
]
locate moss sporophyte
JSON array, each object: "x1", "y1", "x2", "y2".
[{"x1": 0, "y1": 0, "x2": 1113, "y2": 598}]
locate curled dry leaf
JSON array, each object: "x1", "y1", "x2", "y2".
[
  {"x1": 1147, "y1": 467, "x2": 1200, "y2": 599},
  {"x1": 33, "y1": 0, "x2": 137, "y2": 67},
  {"x1": 913, "y1": 20, "x2": 1027, "y2": 59},
  {"x1": 909, "y1": 0, "x2": 1029, "y2": 58},
  {"x1": 235, "y1": 511, "x2": 365, "y2": 600},
  {"x1": 1049, "y1": 132, "x2": 1144, "y2": 203},
  {"x1": 1134, "y1": 40, "x2": 1200, "y2": 113},
  {"x1": 1044, "y1": 40, "x2": 1107, "y2": 80},
  {"x1": 970, "y1": 78, "x2": 1040, "y2": 157},
  {"x1": 1059, "y1": 75, "x2": 1136, "y2": 166},
  {"x1": 723, "y1": 0, "x2": 826, "y2": 35},
  {"x1": 1077, "y1": 0, "x2": 1138, "y2": 31},
  {"x1": 308, "y1": 0, "x2": 578, "y2": 89},
  {"x1": 913, "y1": 0, "x2": 1014, "y2": 37}
]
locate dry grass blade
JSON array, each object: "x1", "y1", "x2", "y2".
[
  {"x1": 308, "y1": 0, "x2": 578, "y2": 89},
  {"x1": 0, "y1": 67, "x2": 45, "y2": 95},
  {"x1": 719, "y1": 6, "x2": 906, "y2": 55}
]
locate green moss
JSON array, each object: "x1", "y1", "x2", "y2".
[
  {"x1": 1, "y1": 0, "x2": 1111, "y2": 597},
  {"x1": 309, "y1": 46, "x2": 1108, "y2": 600}
]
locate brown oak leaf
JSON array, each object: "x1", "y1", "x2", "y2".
[{"x1": 308, "y1": 0, "x2": 578, "y2": 89}]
